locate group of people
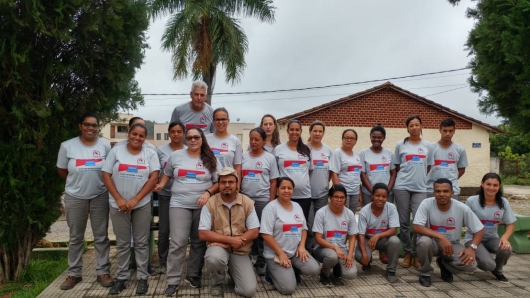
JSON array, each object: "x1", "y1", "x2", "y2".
[{"x1": 56, "y1": 80, "x2": 517, "y2": 296}]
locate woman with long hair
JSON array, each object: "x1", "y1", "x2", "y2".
[
  {"x1": 393, "y1": 115, "x2": 430, "y2": 269},
  {"x1": 240, "y1": 127, "x2": 279, "y2": 275},
  {"x1": 464, "y1": 173, "x2": 516, "y2": 283},
  {"x1": 155, "y1": 127, "x2": 220, "y2": 296},
  {"x1": 307, "y1": 120, "x2": 332, "y2": 215},
  {"x1": 156, "y1": 122, "x2": 186, "y2": 274},
  {"x1": 260, "y1": 114, "x2": 281, "y2": 153},
  {"x1": 330, "y1": 129, "x2": 362, "y2": 214},
  {"x1": 57, "y1": 112, "x2": 113, "y2": 291},
  {"x1": 274, "y1": 119, "x2": 312, "y2": 220},
  {"x1": 260, "y1": 177, "x2": 320, "y2": 295},
  {"x1": 102, "y1": 123, "x2": 160, "y2": 295},
  {"x1": 206, "y1": 107, "x2": 243, "y2": 186}
]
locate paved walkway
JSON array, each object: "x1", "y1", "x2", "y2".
[{"x1": 38, "y1": 247, "x2": 530, "y2": 298}]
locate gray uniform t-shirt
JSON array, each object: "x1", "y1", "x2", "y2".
[
  {"x1": 274, "y1": 143, "x2": 312, "y2": 199},
  {"x1": 206, "y1": 134, "x2": 243, "y2": 168},
  {"x1": 102, "y1": 145, "x2": 160, "y2": 209},
  {"x1": 414, "y1": 197, "x2": 484, "y2": 243},
  {"x1": 240, "y1": 151, "x2": 279, "y2": 202},
  {"x1": 260, "y1": 200, "x2": 308, "y2": 258},
  {"x1": 359, "y1": 147, "x2": 395, "y2": 194},
  {"x1": 157, "y1": 144, "x2": 187, "y2": 197},
  {"x1": 357, "y1": 203, "x2": 400, "y2": 237},
  {"x1": 164, "y1": 149, "x2": 220, "y2": 209},
  {"x1": 57, "y1": 137, "x2": 111, "y2": 199},
  {"x1": 426, "y1": 142, "x2": 468, "y2": 194},
  {"x1": 330, "y1": 148, "x2": 363, "y2": 195},
  {"x1": 312, "y1": 206, "x2": 357, "y2": 250},
  {"x1": 307, "y1": 143, "x2": 332, "y2": 198},
  {"x1": 393, "y1": 140, "x2": 430, "y2": 192},
  {"x1": 170, "y1": 102, "x2": 214, "y2": 133},
  {"x1": 115, "y1": 139, "x2": 157, "y2": 151},
  {"x1": 464, "y1": 195, "x2": 517, "y2": 242}
]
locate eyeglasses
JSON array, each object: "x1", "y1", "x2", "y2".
[
  {"x1": 82, "y1": 122, "x2": 98, "y2": 128},
  {"x1": 220, "y1": 180, "x2": 237, "y2": 185},
  {"x1": 186, "y1": 135, "x2": 202, "y2": 141},
  {"x1": 331, "y1": 196, "x2": 346, "y2": 200},
  {"x1": 214, "y1": 118, "x2": 228, "y2": 123},
  {"x1": 342, "y1": 137, "x2": 357, "y2": 141}
]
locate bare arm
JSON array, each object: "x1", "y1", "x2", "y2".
[
  {"x1": 57, "y1": 168, "x2": 68, "y2": 180},
  {"x1": 269, "y1": 179, "x2": 277, "y2": 201},
  {"x1": 262, "y1": 234, "x2": 288, "y2": 258},
  {"x1": 199, "y1": 228, "x2": 259, "y2": 246},
  {"x1": 154, "y1": 174, "x2": 171, "y2": 192},
  {"x1": 499, "y1": 223, "x2": 515, "y2": 250},
  {"x1": 234, "y1": 164, "x2": 242, "y2": 190},
  {"x1": 360, "y1": 172, "x2": 372, "y2": 194},
  {"x1": 457, "y1": 167, "x2": 466, "y2": 179},
  {"x1": 331, "y1": 172, "x2": 340, "y2": 185},
  {"x1": 125, "y1": 171, "x2": 159, "y2": 211},
  {"x1": 427, "y1": 165, "x2": 431, "y2": 174},
  {"x1": 395, "y1": 164, "x2": 400, "y2": 172},
  {"x1": 388, "y1": 168, "x2": 397, "y2": 190}
]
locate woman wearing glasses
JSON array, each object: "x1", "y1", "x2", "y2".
[
  {"x1": 206, "y1": 108, "x2": 242, "y2": 187},
  {"x1": 57, "y1": 112, "x2": 113, "y2": 291},
  {"x1": 330, "y1": 129, "x2": 363, "y2": 214},
  {"x1": 155, "y1": 127, "x2": 220, "y2": 296}
]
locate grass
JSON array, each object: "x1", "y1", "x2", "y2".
[{"x1": 0, "y1": 250, "x2": 68, "y2": 298}]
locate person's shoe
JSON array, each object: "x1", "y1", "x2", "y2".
[
  {"x1": 294, "y1": 267, "x2": 302, "y2": 284},
  {"x1": 401, "y1": 253, "x2": 412, "y2": 268},
  {"x1": 249, "y1": 255, "x2": 258, "y2": 265},
  {"x1": 330, "y1": 274, "x2": 344, "y2": 286},
  {"x1": 210, "y1": 285, "x2": 223, "y2": 296},
  {"x1": 319, "y1": 270, "x2": 331, "y2": 287},
  {"x1": 332, "y1": 264, "x2": 342, "y2": 278},
  {"x1": 385, "y1": 271, "x2": 398, "y2": 283},
  {"x1": 264, "y1": 266, "x2": 273, "y2": 285},
  {"x1": 109, "y1": 279, "x2": 128, "y2": 295},
  {"x1": 436, "y1": 257, "x2": 453, "y2": 282},
  {"x1": 185, "y1": 276, "x2": 202, "y2": 288},
  {"x1": 255, "y1": 260, "x2": 266, "y2": 276},
  {"x1": 147, "y1": 266, "x2": 157, "y2": 276},
  {"x1": 158, "y1": 265, "x2": 167, "y2": 274},
  {"x1": 379, "y1": 251, "x2": 389, "y2": 264},
  {"x1": 165, "y1": 284, "x2": 178, "y2": 296},
  {"x1": 362, "y1": 264, "x2": 372, "y2": 271},
  {"x1": 493, "y1": 273, "x2": 509, "y2": 283},
  {"x1": 419, "y1": 275, "x2": 431, "y2": 287},
  {"x1": 412, "y1": 255, "x2": 420, "y2": 269},
  {"x1": 136, "y1": 278, "x2": 148, "y2": 295},
  {"x1": 96, "y1": 274, "x2": 114, "y2": 287},
  {"x1": 60, "y1": 276, "x2": 82, "y2": 290}
]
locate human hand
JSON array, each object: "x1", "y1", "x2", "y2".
[
  {"x1": 278, "y1": 253, "x2": 291, "y2": 268},
  {"x1": 367, "y1": 235, "x2": 379, "y2": 250},
  {"x1": 439, "y1": 236, "x2": 454, "y2": 256},
  {"x1": 499, "y1": 238, "x2": 512, "y2": 251},
  {"x1": 230, "y1": 236, "x2": 246, "y2": 249},
  {"x1": 335, "y1": 247, "x2": 345, "y2": 260},
  {"x1": 344, "y1": 255, "x2": 354, "y2": 269},
  {"x1": 296, "y1": 246, "x2": 309, "y2": 262},
  {"x1": 208, "y1": 242, "x2": 230, "y2": 249},
  {"x1": 360, "y1": 254, "x2": 370, "y2": 266},
  {"x1": 197, "y1": 192, "x2": 210, "y2": 207},
  {"x1": 459, "y1": 247, "x2": 476, "y2": 265}
]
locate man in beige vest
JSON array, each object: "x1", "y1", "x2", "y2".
[{"x1": 198, "y1": 167, "x2": 260, "y2": 297}]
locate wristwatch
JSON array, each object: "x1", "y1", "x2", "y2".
[{"x1": 470, "y1": 244, "x2": 478, "y2": 250}]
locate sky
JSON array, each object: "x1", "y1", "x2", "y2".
[{"x1": 133, "y1": 0, "x2": 502, "y2": 127}]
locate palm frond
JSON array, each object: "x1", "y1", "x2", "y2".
[{"x1": 214, "y1": 0, "x2": 276, "y2": 23}]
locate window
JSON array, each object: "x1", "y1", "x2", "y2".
[
  {"x1": 117, "y1": 125, "x2": 128, "y2": 133},
  {"x1": 156, "y1": 133, "x2": 161, "y2": 140},
  {"x1": 164, "y1": 133, "x2": 169, "y2": 140}
]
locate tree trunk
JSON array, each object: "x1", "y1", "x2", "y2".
[
  {"x1": 0, "y1": 229, "x2": 36, "y2": 282},
  {"x1": 202, "y1": 64, "x2": 217, "y2": 106}
]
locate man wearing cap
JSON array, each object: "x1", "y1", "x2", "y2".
[{"x1": 198, "y1": 167, "x2": 259, "y2": 297}]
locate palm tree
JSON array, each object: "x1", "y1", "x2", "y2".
[{"x1": 150, "y1": 0, "x2": 276, "y2": 105}]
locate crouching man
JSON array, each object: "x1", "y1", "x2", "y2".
[
  {"x1": 413, "y1": 178, "x2": 484, "y2": 287},
  {"x1": 199, "y1": 167, "x2": 259, "y2": 297}
]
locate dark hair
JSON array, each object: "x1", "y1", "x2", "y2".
[
  {"x1": 168, "y1": 121, "x2": 185, "y2": 132},
  {"x1": 260, "y1": 114, "x2": 281, "y2": 148},
  {"x1": 440, "y1": 118, "x2": 456, "y2": 129},
  {"x1": 287, "y1": 119, "x2": 311, "y2": 161},
  {"x1": 433, "y1": 178, "x2": 453, "y2": 190},
  {"x1": 403, "y1": 115, "x2": 422, "y2": 144},
  {"x1": 129, "y1": 116, "x2": 144, "y2": 127},
  {"x1": 129, "y1": 123, "x2": 148, "y2": 135},
  {"x1": 308, "y1": 120, "x2": 325, "y2": 142},
  {"x1": 277, "y1": 176, "x2": 295, "y2": 189},
  {"x1": 79, "y1": 112, "x2": 99, "y2": 125},
  {"x1": 328, "y1": 184, "x2": 347, "y2": 198},
  {"x1": 370, "y1": 124, "x2": 386, "y2": 137},
  {"x1": 478, "y1": 173, "x2": 504, "y2": 209},
  {"x1": 213, "y1": 107, "x2": 229, "y2": 119},
  {"x1": 371, "y1": 183, "x2": 389, "y2": 196},
  {"x1": 341, "y1": 128, "x2": 358, "y2": 139},
  {"x1": 186, "y1": 127, "x2": 218, "y2": 174}
]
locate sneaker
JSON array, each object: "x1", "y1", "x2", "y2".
[
  {"x1": 419, "y1": 275, "x2": 431, "y2": 287},
  {"x1": 412, "y1": 255, "x2": 420, "y2": 269},
  {"x1": 109, "y1": 279, "x2": 128, "y2": 295},
  {"x1": 319, "y1": 270, "x2": 331, "y2": 287},
  {"x1": 493, "y1": 273, "x2": 509, "y2": 283},
  {"x1": 436, "y1": 257, "x2": 453, "y2": 282},
  {"x1": 185, "y1": 276, "x2": 201, "y2": 288},
  {"x1": 401, "y1": 253, "x2": 412, "y2": 268},
  {"x1": 362, "y1": 264, "x2": 372, "y2": 271},
  {"x1": 379, "y1": 251, "x2": 389, "y2": 264},
  {"x1": 165, "y1": 284, "x2": 178, "y2": 296},
  {"x1": 60, "y1": 276, "x2": 82, "y2": 290},
  {"x1": 148, "y1": 266, "x2": 157, "y2": 276},
  {"x1": 330, "y1": 275, "x2": 344, "y2": 286},
  {"x1": 136, "y1": 278, "x2": 148, "y2": 295},
  {"x1": 96, "y1": 274, "x2": 114, "y2": 287},
  {"x1": 264, "y1": 266, "x2": 273, "y2": 285},
  {"x1": 210, "y1": 285, "x2": 223, "y2": 296},
  {"x1": 158, "y1": 265, "x2": 167, "y2": 274},
  {"x1": 385, "y1": 271, "x2": 398, "y2": 283},
  {"x1": 255, "y1": 260, "x2": 266, "y2": 276},
  {"x1": 249, "y1": 255, "x2": 258, "y2": 265}
]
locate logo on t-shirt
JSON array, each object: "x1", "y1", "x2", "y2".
[
  {"x1": 447, "y1": 152, "x2": 456, "y2": 160},
  {"x1": 200, "y1": 115, "x2": 207, "y2": 123},
  {"x1": 298, "y1": 153, "x2": 306, "y2": 160},
  {"x1": 418, "y1": 148, "x2": 425, "y2": 154},
  {"x1": 93, "y1": 150, "x2": 101, "y2": 157},
  {"x1": 382, "y1": 156, "x2": 388, "y2": 162},
  {"x1": 137, "y1": 158, "x2": 146, "y2": 165},
  {"x1": 220, "y1": 142, "x2": 229, "y2": 149},
  {"x1": 321, "y1": 153, "x2": 328, "y2": 159},
  {"x1": 196, "y1": 162, "x2": 204, "y2": 169},
  {"x1": 255, "y1": 161, "x2": 263, "y2": 168},
  {"x1": 494, "y1": 211, "x2": 503, "y2": 220},
  {"x1": 341, "y1": 220, "x2": 348, "y2": 230},
  {"x1": 294, "y1": 214, "x2": 302, "y2": 222},
  {"x1": 381, "y1": 219, "x2": 388, "y2": 226},
  {"x1": 446, "y1": 217, "x2": 456, "y2": 226}
]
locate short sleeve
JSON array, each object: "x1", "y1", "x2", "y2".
[
  {"x1": 330, "y1": 151, "x2": 341, "y2": 174},
  {"x1": 198, "y1": 205, "x2": 212, "y2": 230},
  {"x1": 234, "y1": 140, "x2": 243, "y2": 165},
  {"x1": 427, "y1": 143, "x2": 435, "y2": 166},
  {"x1": 457, "y1": 147, "x2": 469, "y2": 168},
  {"x1": 170, "y1": 107, "x2": 179, "y2": 124},
  {"x1": 393, "y1": 143, "x2": 401, "y2": 166},
  {"x1": 464, "y1": 206, "x2": 484, "y2": 234},
  {"x1": 211, "y1": 160, "x2": 222, "y2": 182},
  {"x1": 359, "y1": 150, "x2": 366, "y2": 172},
  {"x1": 259, "y1": 203, "x2": 276, "y2": 235},
  {"x1": 148, "y1": 149, "x2": 160, "y2": 173},
  {"x1": 102, "y1": 148, "x2": 117, "y2": 174},
  {"x1": 57, "y1": 142, "x2": 68, "y2": 169},
  {"x1": 413, "y1": 200, "x2": 429, "y2": 226},
  {"x1": 388, "y1": 204, "x2": 400, "y2": 228},
  {"x1": 245, "y1": 207, "x2": 260, "y2": 230},
  {"x1": 357, "y1": 208, "x2": 368, "y2": 235},
  {"x1": 163, "y1": 154, "x2": 174, "y2": 177},
  {"x1": 389, "y1": 151, "x2": 396, "y2": 170},
  {"x1": 312, "y1": 209, "x2": 325, "y2": 234},
  {"x1": 348, "y1": 211, "x2": 358, "y2": 235},
  {"x1": 501, "y1": 198, "x2": 517, "y2": 225}
]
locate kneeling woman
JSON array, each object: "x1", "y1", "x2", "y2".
[
  {"x1": 313, "y1": 184, "x2": 358, "y2": 287},
  {"x1": 260, "y1": 177, "x2": 320, "y2": 295},
  {"x1": 464, "y1": 173, "x2": 516, "y2": 283},
  {"x1": 355, "y1": 183, "x2": 401, "y2": 283}
]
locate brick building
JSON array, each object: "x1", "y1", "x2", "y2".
[{"x1": 277, "y1": 82, "x2": 501, "y2": 191}]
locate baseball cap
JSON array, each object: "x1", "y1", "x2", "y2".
[{"x1": 218, "y1": 167, "x2": 238, "y2": 179}]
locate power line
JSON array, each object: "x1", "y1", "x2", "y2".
[
  {"x1": 140, "y1": 67, "x2": 469, "y2": 96},
  {"x1": 422, "y1": 86, "x2": 469, "y2": 97}
]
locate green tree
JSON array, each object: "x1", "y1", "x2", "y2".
[
  {"x1": 490, "y1": 124, "x2": 530, "y2": 157},
  {"x1": 0, "y1": 0, "x2": 149, "y2": 282},
  {"x1": 448, "y1": 0, "x2": 530, "y2": 133},
  {"x1": 150, "y1": 0, "x2": 275, "y2": 104}
]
